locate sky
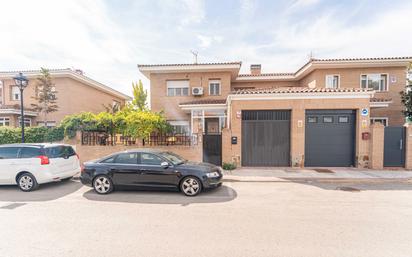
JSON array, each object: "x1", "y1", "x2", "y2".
[{"x1": 0, "y1": 0, "x2": 411, "y2": 96}]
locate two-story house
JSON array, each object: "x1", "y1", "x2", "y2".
[
  {"x1": 138, "y1": 57, "x2": 411, "y2": 168},
  {"x1": 0, "y1": 68, "x2": 131, "y2": 127}
]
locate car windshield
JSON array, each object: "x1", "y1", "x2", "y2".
[{"x1": 158, "y1": 152, "x2": 186, "y2": 165}]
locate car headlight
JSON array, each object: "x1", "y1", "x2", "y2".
[{"x1": 206, "y1": 171, "x2": 220, "y2": 178}]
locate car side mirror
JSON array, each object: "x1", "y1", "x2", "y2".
[{"x1": 161, "y1": 162, "x2": 170, "y2": 168}]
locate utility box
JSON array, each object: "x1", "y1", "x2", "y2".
[{"x1": 231, "y1": 136, "x2": 238, "y2": 145}]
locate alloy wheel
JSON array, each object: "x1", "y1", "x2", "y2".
[
  {"x1": 94, "y1": 176, "x2": 111, "y2": 194},
  {"x1": 182, "y1": 177, "x2": 200, "y2": 196}
]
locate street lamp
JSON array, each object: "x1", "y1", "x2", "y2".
[{"x1": 13, "y1": 72, "x2": 29, "y2": 143}]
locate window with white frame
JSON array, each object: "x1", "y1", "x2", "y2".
[
  {"x1": 209, "y1": 80, "x2": 221, "y2": 95},
  {"x1": 325, "y1": 75, "x2": 339, "y2": 89},
  {"x1": 168, "y1": 120, "x2": 190, "y2": 134},
  {"x1": 0, "y1": 117, "x2": 10, "y2": 126},
  {"x1": 370, "y1": 117, "x2": 388, "y2": 126},
  {"x1": 11, "y1": 86, "x2": 20, "y2": 101},
  {"x1": 18, "y1": 117, "x2": 31, "y2": 127},
  {"x1": 361, "y1": 74, "x2": 388, "y2": 91},
  {"x1": 166, "y1": 80, "x2": 189, "y2": 96}
]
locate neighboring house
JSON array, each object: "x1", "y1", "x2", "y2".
[
  {"x1": 138, "y1": 57, "x2": 412, "y2": 168},
  {"x1": 0, "y1": 69, "x2": 131, "y2": 127}
]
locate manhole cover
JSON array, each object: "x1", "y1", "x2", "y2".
[
  {"x1": 313, "y1": 168, "x2": 334, "y2": 173},
  {"x1": 336, "y1": 186, "x2": 360, "y2": 192}
]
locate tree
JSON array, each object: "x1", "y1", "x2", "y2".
[
  {"x1": 400, "y1": 63, "x2": 412, "y2": 122},
  {"x1": 31, "y1": 68, "x2": 58, "y2": 126},
  {"x1": 131, "y1": 80, "x2": 148, "y2": 111}
]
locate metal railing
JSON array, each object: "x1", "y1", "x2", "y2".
[{"x1": 81, "y1": 131, "x2": 197, "y2": 146}]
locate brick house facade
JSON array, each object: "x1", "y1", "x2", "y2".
[
  {"x1": 0, "y1": 69, "x2": 131, "y2": 127},
  {"x1": 139, "y1": 57, "x2": 411, "y2": 168}
]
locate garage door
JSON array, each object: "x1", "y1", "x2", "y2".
[
  {"x1": 242, "y1": 110, "x2": 290, "y2": 166},
  {"x1": 305, "y1": 110, "x2": 356, "y2": 167}
]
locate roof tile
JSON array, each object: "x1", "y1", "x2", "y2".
[
  {"x1": 179, "y1": 99, "x2": 227, "y2": 105},
  {"x1": 231, "y1": 87, "x2": 371, "y2": 95}
]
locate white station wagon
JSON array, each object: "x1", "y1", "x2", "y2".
[{"x1": 0, "y1": 143, "x2": 81, "y2": 191}]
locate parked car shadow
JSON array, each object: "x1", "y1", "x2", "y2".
[
  {"x1": 83, "y1": 185, "x2": 237, "y2": 205},
  {"x1": 284, "y1": 178, "x2": 412, "y2": 191},
  {"x1": 0, "y1": 179, "x2": 83, "y2": 202}
]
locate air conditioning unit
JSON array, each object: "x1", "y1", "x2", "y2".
[{"x1": 192, "y1": 87, "x2": 204, "y2": 96}]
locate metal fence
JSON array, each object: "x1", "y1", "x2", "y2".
[{"x1": 81, "y1": 131, "x2": 197, "y2": 146}]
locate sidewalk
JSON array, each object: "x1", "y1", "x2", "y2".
[{"x1": 223, "y1": 167, "x2": 412, "y2": 182}]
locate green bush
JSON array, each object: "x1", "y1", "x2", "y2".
[
  {"x1": 222, "y1": 162, "x2": 237, "y2": 170},
  {"x1": 0, "y1": 126, "x2": 64, "y2": 144}
]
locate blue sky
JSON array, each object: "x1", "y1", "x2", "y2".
[{"x1": 0, "y1": 0, "x2": 411, "y2": 96}]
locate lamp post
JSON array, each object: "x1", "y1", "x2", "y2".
[{"x1": 13, "y1": 73, "x2": 29, "y2": 143}]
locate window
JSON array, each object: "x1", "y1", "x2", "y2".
[
  {"x1": 325, "y1": 75, "x2": 339, "y2": 89},
  {"x1": 307, "y1": 117, "x2": 318, "y2": 123},
  {"x1": 361, "y1": 74, "x2": 388, "y2": 91},
  {"x1": 11, "y1": 86, "x2": 20, "y2": 101},
  {"x1": 158, "y1": 152, "x2": 186, "y2": 165},
  {"x1": 323, "y1": 116, "x2": 333, "y2": 123},
  {"x1": 166, "y1": 80, "x2": 189, "y2": 96},
  {"x1": 113, "y1": 153, "x2": 138, "y2": 164},
  {"x1": 338, "y1": 116, "x2": 349, "y2": 123},
  {"x1": 370, "y1": 117, "x2": 388, "y2": 126},
  {"x1": 139, "y1": 153, "x2": 163, "y2": 165},
  {"x1": 100, "y1": 156, "x2": 116, "y2": 163},
  {"x1": 18, "y1": 117, "x2": 31, "y2": 127},
  {"x1": 0, "y1": 147, "x2": 20, "y2": 159},
  {"x1": 20, "y1": 147, "x2": 43, "y2": 158},
  {"x1": 168, "y1": 120, "x2": 189, "y2": 134},
  {"x1": 0, "y1": 117, "x2": 10, "y2": 126},
  {"x1": 209, "y1": 80, "x2": 221, "y2": 95},
  {"x1": 44, "y1": 146, "x2": 76, "y2": 159}
]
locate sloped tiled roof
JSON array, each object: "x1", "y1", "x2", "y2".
[
  {"x1": 312, "y1": 57, "x2": 412, "y2": 62},
  {"x1": 370, "y1": 97, "x2": 392, "y2": 103},
  {"x1": 237, "y1": 72, "x2": 294, "y2": 77},
  {"x1": 138, "y1": 62, "x2": 241, "y2": 68},
  {"x1": 179, "y1": 99, "x2": 227, "y2": 105},
  {"x1": 232, "y1": 87, "x2": 371, "y2": 95}
]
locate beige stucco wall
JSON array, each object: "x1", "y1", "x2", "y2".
[
  {"x1": 0, "y1": 76, "x2": 127, "y2": 126},
  {"x1": 226, "y1": 97, "x2": 371, "y2": 168}
]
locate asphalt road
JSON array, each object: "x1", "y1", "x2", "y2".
[{"x1": 0, "y1": 178, "x2": 412, "y2": 257}]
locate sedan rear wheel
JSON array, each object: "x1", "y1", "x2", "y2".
[
  {"x1": 180, "y1": 176, "x2": 202, "y2": 196},
  {"x1": 18, "y1": 173, "x2": 39, "y2": 192},
  {"x1": 93, "y1": 175, "x2": 113, "y2": 194}
]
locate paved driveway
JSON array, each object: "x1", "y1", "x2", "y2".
[{"x1": 0, "y1": 178, "x2": 412, "y2": 257}]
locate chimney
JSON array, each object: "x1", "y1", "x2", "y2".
[{"x1": 250, "y1": 64, "x2": 261, "y2": 75}]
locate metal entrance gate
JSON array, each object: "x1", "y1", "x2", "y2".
[
  {"x1": 384, "y1": 126, "x2": 405, "y2": 167},
  {"x1": 203, "y1": 134, "x2": 222, "y2": 166},
  {"x1": 241, "y1": 110, "x2": 291, "y2": 166}
]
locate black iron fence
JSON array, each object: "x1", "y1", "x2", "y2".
[
  {"x1": 143, "y1": 133, "x2": 197, "y2": 146},
  {"x1": 81, "y1": 131, "x2": 197, "y2": 146}
]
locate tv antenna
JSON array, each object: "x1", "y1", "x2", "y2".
[{"x1": 191, "y1": 50, "x2": 199, "y2": 64}]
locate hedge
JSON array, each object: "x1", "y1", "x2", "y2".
[{"x1": 0, "y1": 126, "x2": 65, "y2": 144}]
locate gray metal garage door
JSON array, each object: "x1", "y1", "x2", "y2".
[
  {"x1": 242, "y1": 110, "x2": 290, "y2": 166},
  {"x1": 305, "y1": 110, "x2": 356, "y2": 167}
]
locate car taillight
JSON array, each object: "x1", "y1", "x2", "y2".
[
  {"x1": 80, "y1": 164, "x2": 85, "y2": 172},
  {"x1": 38, "y1": 155, "x2": 50, "y2": 165},
  {"x1": 76, "y1": 153, "x2": 80, "y2": 160}
]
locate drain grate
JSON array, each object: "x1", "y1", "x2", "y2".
[
  {"x1": 313, "y1": 168, "x2": 334, "y2": 173},
  {"x1": 336, "y1": 186, "x2": 360, "y2": 192}
]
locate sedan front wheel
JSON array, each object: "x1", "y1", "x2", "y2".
[{"x1": 180, "y1": 176, "x2": 202, "y2": 196}]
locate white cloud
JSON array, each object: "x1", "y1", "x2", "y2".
[
  {"x1": 180, "y1": 0, "x2": 206, "y2": 25},
  {"x1": 289, "y1": 0, "x2": 320, "y2": 10}
]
